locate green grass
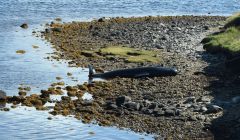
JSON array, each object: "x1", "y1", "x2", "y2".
[
  {"x1": 99, "y1": 45, "x2": 160, "y2": 63},
  {"x1": 203, "y1": 13, "x2": 240, "y2": 56},
  {"x1": 203, "y1": 27, "x2": 240, "y2": 54},
  {"x1": 224, "y1": 13, "x2": 240, "y2": 28}
]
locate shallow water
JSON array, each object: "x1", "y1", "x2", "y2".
[{"x1": 0, "y1": 0, "x2": 239, "y2": 139}]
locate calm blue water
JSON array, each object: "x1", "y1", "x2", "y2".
[{"x1": 0, "y1": 0, "x2": 239, "y2": 140}]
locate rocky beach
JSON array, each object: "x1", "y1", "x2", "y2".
[
  {"x1": 1, "y1": 15, "x2": 240, "y2": 139},
  {"x1": 1, "y1": 15, "x2": 232, "y2": 139}
]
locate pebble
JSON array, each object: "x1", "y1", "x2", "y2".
[
  {"x1": 184, "y1": 96, "x2": 196, "y2": 104},
  {"x1": 20, "y1": 23, "x2": 28, "y2": 29},
  {"x1": 188, "y1": 115, "x2": 197, "y2": 121},
  {"x1": 206, "y1": 104, "x2": 223, "y2": 114},
  {"x1": 197, "y1": 96, "x2": 211, "y2": 103},
  {"x1": 124, "y1": 102, "x2": 140, "y2": 111},
  {"x1": 197, "y1": 115, "x2": 206, "y2": 121},
  {"x1": 107, "y1": 103, "x2": 118, "y2": 110},
  {"x1": 116, "y1": 96, "x2": 131, "y2": 106},
  {"x1": 164, "y1": 109, "x2": 175, "y2": 116}
]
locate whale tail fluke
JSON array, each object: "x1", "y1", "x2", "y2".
[{"x1": 88, "y1": 65, "x2": 94, "y2": 78}]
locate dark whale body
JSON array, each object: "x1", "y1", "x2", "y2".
[{"x1": 88, "y1": 65, "x2": 178, "y2": 79}]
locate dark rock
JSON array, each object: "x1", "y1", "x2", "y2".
[
  {"x1": 164, "y1": 109, "x2": 175, "y2": 116},
  {"x1": 143, "y1": 109, "x2": 154, "y2": 115},
  {"x1": 203, "y1": 25, "x2": 209, "y2": 30},
  {"x1": 61, "y1": 96, "x2": 71, "y2": 101},
  {"x1": 206, "y1": 104, "x2": 223, "y2": 114},
  {"x1": 124, "y1": 102, "x2": 140, "y2": 111},
  {"x1": 197, "y1": 96, "x2": 211, "y2": 103},
  {"x1": 175, "y1": 109, "x2": 182, "y2": 116},
  {"x1": 20, "y1": 23, "x2": 28, "y2": 29},
  {"x1": 40, "y1": 90, "x2": 50, "y2": 98},
  {"x1": 45, "y1": 28, "x2": 52, "y2": 33},
  {"x1": 148, "y1": 102, "x2": 158, "y2": 109},
  {"x1": 196, "y1": 115, "x2": 206, "y2": 121},
  {"x1": 184, "y1": 96, "x2": 196, "y2": 104},
  {"x1": 3, "y1": 108, "x2": 10, "y2": 111},
  {"x1": 98, "y1": 17, "x2": 105, "y2": 22},
  {"x1": 18, "y1": 91, "x2": 27, "y2": 96},
  {"x1": 116, "y1": 96, "x2": 131, "y2": 106},
  {"x1": 188, "y1": 115, "x2": 197, "y2": 121},
  {"x1": 51, "y1": 27, "x2": 62, "y2": 32},
  {"x1": 153, "y1": 108, "x2": 165, "y2": 117}
]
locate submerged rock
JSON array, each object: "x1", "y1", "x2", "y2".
[
  {"x1": 20, "y1": 23, "x2": 28, "y2": 29},
  {"x1": 206, "y1": 105, "x2": 223, "y2": 114}
]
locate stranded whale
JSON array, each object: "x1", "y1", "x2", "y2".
[{"x1": 88, "y1": 65, "x2": 178, "y2": 79}]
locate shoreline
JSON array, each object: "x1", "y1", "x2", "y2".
[
  {"x1": 40, "y1": 15, "x2": 227, "y2": 139},
  {"x1": 3, "y1": 15, "x2": 236, "y2": 139}
]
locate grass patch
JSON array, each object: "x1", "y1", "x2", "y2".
[
  {"x1": 202, "y1": 13, "x2": 240, "y2": 56},
  {"x1": 99, "y1": 45, "x2": 160, "y2": 63},
  {"x1": 203, "y1": 27, "x2": 240, "y2": 54},
  {"x1": 224, "y1": 13, "x2": 240, "y2": 28}
]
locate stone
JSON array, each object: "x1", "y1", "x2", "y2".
[
  {"x1": 184, "y1": 96, "x2": 196, "y2": 104},
  {"x1": 143, "y1": 109, "x2": 153, "y2": 115},
  {"x1": 188, "y1": 115, "x2": 197, "y2": 121},
  {"x1": 197, "y1": 115, "x2": 206, "y2": 121},
  {"x1": 106, "y1": 103, "x2": 118, "y2": 110},
  {"x1": 164, "y1": 109, "x2": 175, "y2": 116},
  {"x1": 153, "y1": 108, "x2": 165, "y2": 117},
  {"x1": 206, "y1": 104, "x2": 223, "y2": 114},
  {"x1": 175, "y1": 109, "x2": 182, "y2": 116},
  {"x1": 20, "y1": 23, "x2": 28, "y2": 29},
  {"x1": 98, "y1": 17, "x2": 105, "y2": 22},
  {"x1": 61, "y1": 96, "x2": 71, "y2": 101},
  {"x1": 51, "y1": 27, "x2": 62, "y2": 32},
  {"x1": 197, "y1": 96, "x2": 211, "y2": 103},
  {"x1": 200, "y1": 106, "x2": 208, "y2": 112},
  {"x1": 148, "y1": 102, "x2": 158, "y2": 109},
  {"x1": 124, "y1": 102, "x2": 140, "y2": 111},
  {"x1": 116, "y1": 96, "x2": 131, "y2": 106},
  {"x1": 18, "y1": 91, "x2": 27, "y2": 96}
]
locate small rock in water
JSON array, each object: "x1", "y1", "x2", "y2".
[
  {"x1": 116, "y1": 96, "x2": 131, "y2": 106},
  {"x1": 206, "y1": 104, "x2": 223, "y2": 114},
  {"x1": 18, "y1": 91, "x2": 27, "y2": 96},
  {"x1": 20, "y1": 23, "x2": 28, "y2": 29},
  {"x1": 3, "y1": 108, "x2": 10, "y2": 111}
]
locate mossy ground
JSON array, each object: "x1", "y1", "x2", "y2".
[
  {"x1": 203, "y1": 13, "x2": 240, "y2": 56},
  {"x1": 99, "y1": 46, "x2": 160, "y2": 63}
]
